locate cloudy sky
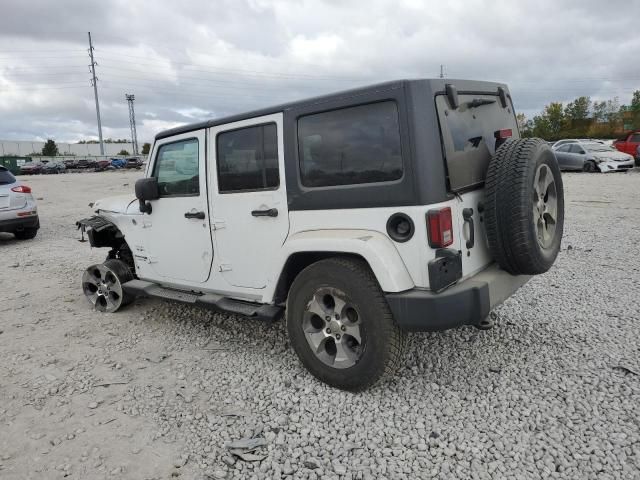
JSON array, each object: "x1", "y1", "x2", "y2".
[{"x1": 0, "y1": 0, "x2": 638, "y2": 144}]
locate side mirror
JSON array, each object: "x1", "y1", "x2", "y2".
[{"x1": 135, "y1": 177, "x2": 159, "y2": 214}]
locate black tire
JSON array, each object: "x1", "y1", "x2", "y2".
[
  {"x1": 103, "y1": 259, "x2": 135, "y2": 308},
  {"x1": 14, "y1": 228, "x2": 38, "y2": 240},
  {"x1": 286, "y1": 257, "x2": 406, "y2": 391},
  {"x1": 582, "y1": 161, "x2": 596, "y2": 173},
  {"x1": 484, "y1": 138, "x2": 564, "y2": 275}
]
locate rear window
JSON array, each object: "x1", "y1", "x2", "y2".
[
  {"x1": 297, "y1": 101, "x2": 403, "y2": 188},
  {"x1": 436, "y1": 93, "x2": 519, "y2": 191},
  {"x1": 0, "y1": 168, "x2": 15, "y2": 185}
]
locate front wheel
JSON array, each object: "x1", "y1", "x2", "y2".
[
  {"x1": 286, "y1": 257, "x2": 406, "y2": 391},
  {"x1": 82, "y1": 259, "x2": 134, "y2": 312}
]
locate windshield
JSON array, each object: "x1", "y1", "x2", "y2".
[
  {"x1": 583, "y1": 143, "x2": 614, "y2": 152},
  {"x1": 436, "y1": 93, "x2": 519, "y2": 191}
]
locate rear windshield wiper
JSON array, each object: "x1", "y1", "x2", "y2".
[{"x1": 465, "y1": 98, "x2": 496, "y2": 109}]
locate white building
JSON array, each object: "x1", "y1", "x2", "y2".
[{"x1": 0, "y1": 140, "x2": 136, "y2": 157}]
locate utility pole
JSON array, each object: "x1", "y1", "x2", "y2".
[
  {"x1": 439, "y1": 64, "x2": 445, "y2": 79},
  {"x1": 125, "y1": 94, "x2": 139, "y2": 155},
  {"x1": 88, "y1": 32, "x2": 104, "y2": 156}
]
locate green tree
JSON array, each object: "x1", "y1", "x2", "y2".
[
  {"x1": 564, "y1": 96, "x2": 591, "y2": 120},
  {"x1": 42, "y1": 139, "x2": 58, "y2": 156},
  {"x1": 630, "y1": 90, "x2": 640, "y2": 114},
  {"x1": 118, "y1": 149, "x2": 130, "y2": 156},
  {"x1": 141, "y1": 143, "x2": 151, "y2": 155}
]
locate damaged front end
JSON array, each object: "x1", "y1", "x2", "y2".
[{"x1": 76, "y1": 215, "x2": 135, "y2": 269}]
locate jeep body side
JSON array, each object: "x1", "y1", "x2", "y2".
[{"x1": 79, "y1": 79, "x2": 564, "y2": 389}]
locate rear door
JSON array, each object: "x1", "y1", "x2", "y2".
[
  {"x1": 628, "y1": 133, "x2": 640, "y2": 156},
  {"x1": 208, "y1": 113, "x2": 289, "y2": 289},
  {"x1": 435, "y1": 92, "x2": 519, "y2": 278}
]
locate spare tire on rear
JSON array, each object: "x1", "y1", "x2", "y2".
[{"x1": 484, "y1": 138, "x2": 564, "y2": 275}]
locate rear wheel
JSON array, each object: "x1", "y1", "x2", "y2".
[
  {"x1": 286, "y1": 257, "x2": 406, "y2": 391},
  {"x1": 583, "y1": 161, "x2": 597, "y2": 173},
  {"x1": 82, "y1": 259, "x2": 134, "y2": 312},
  {"x1": 14, "y1": 228, "x2": 38, "y2": 240}
]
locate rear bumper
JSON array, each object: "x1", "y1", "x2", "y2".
[
  {"x1": 385, "y1": 264, "x2": 531, "y2": 332},
  {"x1": 0, "y1": 214, "x2": 39, "y2": 233}
]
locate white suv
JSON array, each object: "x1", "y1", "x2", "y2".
[{"x1": 77, "y1": 79, "x2": 565, "y2": 390}]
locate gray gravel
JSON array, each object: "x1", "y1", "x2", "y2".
[{"x1": 0, "y1": 170, "x2": 639, "y2": 479}]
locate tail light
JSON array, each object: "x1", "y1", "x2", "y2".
[
  {"x1": 11, "y1": 185, "x2": 32, "y2": 193},
  {"x1": 427, "y1": 207, "x2": 453, "y2": 248},
  {"x1": 494, "y1": 128, "x2": 513, "y2": 149}
]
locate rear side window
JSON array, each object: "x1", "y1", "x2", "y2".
[
  {"x1": 436, "y1": 94, "x2": 519, "y2": 191},
  {"x1": 569, "y1": 144, "x2": 584, "y2": 154},
  {"x1": 0, "y1": 168, "x2": 15, "y2": 185},
  {"x1": 556, "y1": 145, "x2": 571, "y2": 152},
  {"x1": 154, "y1": 138, "x2": 199, "y2": 196},
  {"x1": 630, "y1": 133, "x2": 640, "y2": 142},
  {"x1": 297, "y1": 101, "x2": 403, "y2": 188},
  {"x1": 217, "y1": 123, "x2": 279, "y2": 193}
]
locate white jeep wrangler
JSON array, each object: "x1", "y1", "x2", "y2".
[{"x1": 77, "y1": 79, "x2": 564, "y2": 390}]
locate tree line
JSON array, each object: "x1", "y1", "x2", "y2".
[{"x1": 518, "y1": 90, "x2": 640, "y2": 141}]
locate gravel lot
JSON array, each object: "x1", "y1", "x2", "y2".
[{"x1": 1, "y1": 170, "x2": 639, "y2": 479}]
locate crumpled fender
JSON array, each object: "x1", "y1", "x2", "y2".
[
  {"x1": 92, "y1": 195, "x2": 138, "y2": 215},
  {"x1": 264, "y1": 229, "x2": 415, "y2": 300}
]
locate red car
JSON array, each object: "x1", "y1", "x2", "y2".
[{"x1": 613, "y1": 132, "x2": 640, "y2": 163}]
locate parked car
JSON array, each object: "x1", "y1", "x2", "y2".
[
  {"x1": 42, "y1": 161, "x2": 66, "y2": 174},
  {"x1": 125, "y1": 157, "x2": 143, "y2": 169},
  {"x1": 0, "y1": 166, "x2": 39, "y2": 239},
  {"x1": 19, "y1": 161, "x2": 45, "y2": 175},
  {"x1": 613, "y1": 132, "x2": 640, "y2": 165},
  {"x1": 551, "y1": 138, "x2": 604, "y2": 150},
  {"x1": 76, "y1": 158, "x2": 96, "y2": 169},
  {"x1": 111, "y1": 158, "x2": 127, "y2": 169},
  {"x1": 77, "y1": 79, "x2": 565, "y2": 390},
  {"x1": 94, "y1": 159, "x2": 112, "y2": 171},
  {"x1": 63, "y1": 159, "x2": 78, "y2": 169},
  {"x1": 553, "y1": 141, "x2": 635, "y2": 172}
]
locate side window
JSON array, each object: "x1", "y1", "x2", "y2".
[
  {"x1": 216, "y1": 123, "x2": 279, "y2": 193},
  {"x1": 630, "y1": 134, "x2": 640, "y2": 143},
  {"x1": 569, "y1": 144, "x2": 584, "y2": 154},
  {"x1": 557, "y1": 145, "x2": 571, "y2": 152},
  {"x1": 153, "y1": 138, "x2": 199, "y2": 197},
  {"x1": 297, "y1": 101, "x2": 403, "y2": 188}
]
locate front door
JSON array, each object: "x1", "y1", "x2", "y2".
[
  {"x1": 209, "y1": 113, "x2": 289, "y2": 289},
  {"x1": 142, "y1": 130, "x2": 213, "y2": 284}
]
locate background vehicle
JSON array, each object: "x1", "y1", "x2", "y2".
[
  {"x1": 111, "y1": 158, "x2": 127, "y2": 169},
  {"x1": 125, "y1": 157, "x2": 142, "y2": 169},
  {"x1": 76, "y1": 158, "x2": 96, "y2": 169},
  {"x1": 554, "y1": 141, "x2": 635, "y2": 172},
  {"x1": 19, "y1": 161, "x2": 45, "y2": 175},
  {"x1": 63, "y1": 159, "x2": 78, "y2": 169},
  {"x1": 551, "y1": 138, "x2": 604, "y2": 150},
  {"x1": 42, "y1": 161, "x2": 66, "y2": 174},
  {"x1": 613, "y1": 132, "x2": 640, "y2": 164},
  {"x1": 0, "y1": 166, "x2": 39, "y2": 239},
  {"x1": 77, "y1": 79, "x2": 564, "y2": 390}
]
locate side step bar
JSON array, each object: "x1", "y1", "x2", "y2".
[{"x1": 122, "y1": 279, "x2": 283, "y2": 322}]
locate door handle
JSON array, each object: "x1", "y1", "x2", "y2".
[
  {"x1": 251, "y1": 208, "x2": 278, "y2": 217},
  {"x1": 463, "y1": 208, "x2": 475, "y2": 249},
  {"x1": 184, "y1": 211, "x2": 206, "y2": 220}
]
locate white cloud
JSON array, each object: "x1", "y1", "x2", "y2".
[{"x1": 0, "y1": 0, "x2": 638, "y2": 143}]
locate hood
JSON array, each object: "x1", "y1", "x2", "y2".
[
  {"x1": 594, "y1": 151, "x2": 633, "y2": 162},
  {"x1": 92, "y1": 194, "x2": 138, "y2": 214}
]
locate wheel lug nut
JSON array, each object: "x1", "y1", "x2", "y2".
[
  {"x1": 325, "y1": 316, "x2": 330, "y2": 321},
  {"x1": 335, "y1": 334, "x2": 341, "y2": 340},
  {"x1": 335, "y1": 314, "x2": 340, "y2": 319},
  {"x1": 341, "y1": 325, "x2": 346, "y2": 331},
  {"x1": 326, "y1": 328, "x2": 331, "y2": 334}
]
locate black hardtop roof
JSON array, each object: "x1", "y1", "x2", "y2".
[{"x1": 155, "y1": 78, "x2": 509, "y2": 140}]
